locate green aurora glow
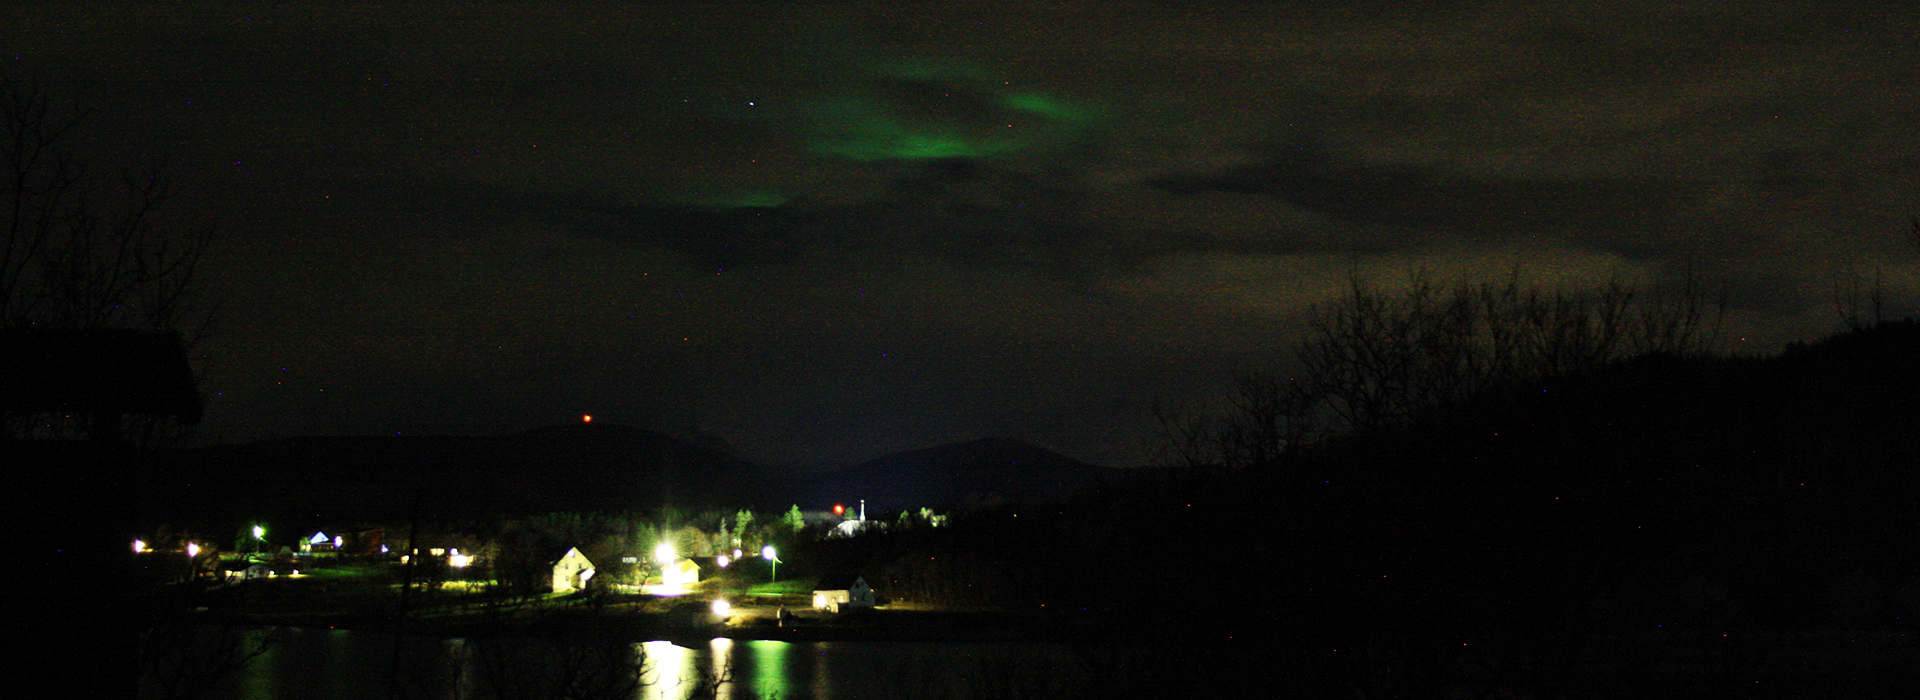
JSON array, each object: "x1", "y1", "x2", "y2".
[{"x1": 806, "y1": 62, "x2": 1101, "y2": 161}]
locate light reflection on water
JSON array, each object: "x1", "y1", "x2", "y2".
[{"x1": 209, "y1": 628, "x2": 1072, "y2": 700}]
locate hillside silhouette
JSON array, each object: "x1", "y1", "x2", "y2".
[
  {"x1": 798, "y1": 437, "x2": 1121, "y2": 511},
  {"x1": 140, "y1": 428, "x2": 1119, "y2": 527},
  {"x1": 810, "y1": 320, "x2": 1920, "y2": 696},
  {"x1": 149, "y1": 423, "x2": 768, "y2": 523}
]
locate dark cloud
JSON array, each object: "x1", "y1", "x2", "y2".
[
  {"x1": 8, "y1": 1, "x2": 1918, "y2": 467},
  {"x1": 1147, "y1": 136, "x2": 1700, "y2": 253}
]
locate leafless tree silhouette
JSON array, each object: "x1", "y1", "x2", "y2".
[
  {"x1": 1, "y1": 77, "x2": 217, "y2": 444},
  {"x1": 1156, "y1": 265, "x2": 1725, "y2": 468}
]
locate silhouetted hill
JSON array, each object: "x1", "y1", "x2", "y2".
[
  {"x1": 151, "y1": 424, "x2": 767, "y2": 523},
  {"x1": 1328, "y1": 318, "x2": 1920, "y2": 491},
  {"x1": 796, "y1": 438, "x2": 1120, "y2": 511}
]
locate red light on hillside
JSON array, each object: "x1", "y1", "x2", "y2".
[
  {"x1": 582, "y1": 414, "x2": 593, "y2": 423},
  {"x1": 833, "y1": 504, "x2": 844, "y2": 515}
]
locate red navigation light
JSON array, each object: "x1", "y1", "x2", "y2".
[
  {"x1": 833, "y1": 504, "x2": 845, "y2": 515},
  {"x1": 582, "y1": 414, "x2": 593, "y2": 423}
]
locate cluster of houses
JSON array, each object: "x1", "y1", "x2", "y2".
[
  {"x1": 144, "y1": 530, "x2": 876, "y2": 615},
  {"x1": 135, "y1": 506, "x2": 899, "y2": 617},
  {"x1": 549, "y1": 546, "x2": 873, "y2": 614}
]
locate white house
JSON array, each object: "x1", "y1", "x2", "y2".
[
  {"x1": 812, "y1": 574, "x2": 875, "y2": 613},
  {"x1": 661, "y1": 558, "x2": 700, "y2": 588},
  {"x1": 300, "y1": 531, "x2": 330, "y2": 553},
  {"x1": 552, "y1": 547, "x2": 596, "y2": 593}
]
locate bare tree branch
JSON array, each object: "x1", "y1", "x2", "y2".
[{"x1": 1, "y1": 77, "x2": 217, "y2": 446}]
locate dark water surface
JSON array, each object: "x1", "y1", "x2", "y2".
[{"x1": 213, "y1": 627, "x2": 1077, "y2": 700}]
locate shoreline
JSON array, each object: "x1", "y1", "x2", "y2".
[{"x1": 191, "y1": 596, "x2": 1107, "y2": 644}]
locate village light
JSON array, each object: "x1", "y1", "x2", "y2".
[
  {"x1": 717, "y1": 554, "x2": 731, "y2": 568},
  {"x1": 450, "y1": 553, "x2": 472, "y2": 568},
  {"x1": 711, "y1": 599, "x2": 731, "y2": 618},
  {"x1": 187, "y1": 542, "x2": 200, "y2": 558},
  {"x1": 132, "y1": 539, "x2": 146, "y2": 554},
  {"x1": 654, "y1": 542, "x2": 676, "y2": 565},
  {"x1": 762, "y1": 545, "x2": 780, "y2": 583}
]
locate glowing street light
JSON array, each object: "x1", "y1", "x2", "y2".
[
  {"x1": 132, "y1": 539, "x2": 147, "y2": 554},
  {"x1": 761, "y1": 545, "x2": 780, "y2": 583},
  {"x1": 654, "y1": 542, "x2": 676, "y2": 565},
  {"x1": 186, "y1": 542, "x2": 201, "y2": 558}
]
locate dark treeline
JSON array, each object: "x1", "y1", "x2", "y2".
[
  {"x1": 818, "y1": 308, "x2": 1919, "y2": 696},
  {"x1": 1153, "y1": 268, "x2": 1725, "y2": 471}
]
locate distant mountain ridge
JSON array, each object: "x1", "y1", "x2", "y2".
[
  {"x1": 793, "y1": 437, "x2": 1120, "y2": 511},
  {"x1": 152, "y1": 428, "x2": 1116, "y2": 525},
  {"x1": 156, "y1": 423, "x2": 767, "y2": 522}
]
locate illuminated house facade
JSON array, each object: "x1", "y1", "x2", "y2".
[
  {"x1": 551, "y1": 547, "x2": 596, "y2": 593},
  {"x1": 300, "y1": 531, "x2": 337, "y2": 553},
  {"x1": 662, "y1": 558, "x2": 700, "y2": 588},
  {"x1": 812, "y1": 574, "x2": 874, "y2": 613}
]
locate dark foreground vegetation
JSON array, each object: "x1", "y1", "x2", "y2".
[{"x1": 832, "y1": 316, "x2": 1920, "y2": 698}]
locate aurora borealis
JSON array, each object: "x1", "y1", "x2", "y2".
[{"x1": 8, "y1": 2, "x2": 1917, "y2": 467}]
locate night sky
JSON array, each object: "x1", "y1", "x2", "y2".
[{"x1": 10, "y1": 2, "x2": 1917, "y2": 468}]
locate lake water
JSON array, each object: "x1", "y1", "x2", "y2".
[{"x1": 208, "y1": 628, "x2": 1078, "y2": 700}]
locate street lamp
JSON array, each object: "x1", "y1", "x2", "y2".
[
  {"x1": 251, "y1": 525, "x2": 265, "y2": 553},
  {"x1": 761, "y1": 545, "x2": 780, "y2": 583}
]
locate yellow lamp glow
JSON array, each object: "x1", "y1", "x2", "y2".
[{"x1": 654, "y1": 542, "x2": 676, "y2": 565}]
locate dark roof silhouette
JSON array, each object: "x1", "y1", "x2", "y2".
[
  {"x1": 813, "y1": 573, "x2": 868, "y2": 591},
  {"x1": 0, "y1": 329, "x2": 201, "y2": 423}
]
